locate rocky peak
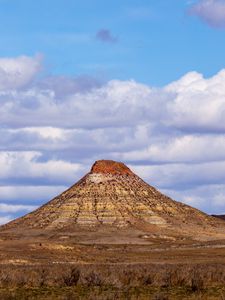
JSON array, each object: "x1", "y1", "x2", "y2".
[
  {"x1": 3, "y1": 159, "x2": 223, "y2": 242},
  {"x1": 90, "y1": 160, "x2": 134, "y2": 176}
]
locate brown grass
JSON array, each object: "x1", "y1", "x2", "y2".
[{"x1": 0, "y1": 263, "x2": 225, "y2": 289}]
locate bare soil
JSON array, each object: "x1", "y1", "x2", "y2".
[{"x1": 0, "y1": 227, "x2": 225, "y2": 299}]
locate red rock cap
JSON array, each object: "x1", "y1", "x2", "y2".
[{"x1": 91, "y1": 160, "x2": 134, "y2": 175}]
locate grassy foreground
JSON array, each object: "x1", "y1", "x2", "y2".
[{"x1": 0, "y1": 286, "x2": 225, "y2": 300}]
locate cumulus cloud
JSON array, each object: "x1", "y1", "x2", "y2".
[
  {"x1": 116, "y1": 135, "x2": 225, "y2": 163},
  {"x1": 37, "y1": 75, "x2": 102, "y2": 97},
  {"x1": 1, "y1": 54, "x2": 225, "y2": 223},
  {"x1": 189, "y1": 0, "x2": 225, "y2": 28},
  {"x1": 0, "y1": 151, "x2": 84, "y2": 186},
  {"x1": 0, "y1": 54, "x2": 42, "y2": 90},
  {"x1": 132, "y1": 161, "x2": 225, "y2": 190},
  {"x1": 1, "y1": 69, "x2": 225, "y2": 133},
  {"x1": 165, "y1": 70, "x2": 225, "y2": 132},
  {"x1": 96, "y1": 29, "x2": 118, "y2": 43},
  {"x1": 0, "y1": 80, "x2": 159, "y2": 128}
]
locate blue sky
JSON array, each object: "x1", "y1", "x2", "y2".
[
  {"x1": 1, "y1": 0, "x2": 225, "y2": 223},
  {"x1": 0, "y1": 0, "x2": 224, "y2": 85}
]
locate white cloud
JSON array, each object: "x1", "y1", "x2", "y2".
[
  {"x1": 0, "y1": 54, "x2": 42, "y2": 90},
  {"x1": 0, "y1": 203, "x2": 37, "y2": 213},
  {"x1": 0, "y1": 151, "x2": 84, "y2": 184},
  {"x1": 22, "y1": 127, "x2": 64, "y2": 139},
  {"x1": 116, "y1": 135, "x2": 225, "y2": 163},
  {"x1": 1, "y1": 69, "x2": 225, "y2": 134},
  {"x1": 165, "y1": 70, "x2": 225, "y2": 132},
  {"x1": 0, "y1": 79, "x2": 157, "y2": 129},
  {"x1": 131, "y1": 161, "x2": 225, "y2": 190}
]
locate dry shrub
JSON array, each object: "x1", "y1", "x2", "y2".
[
  {"x1": 84, "y1": 271, "x2": 102, "y2": 286},
  {"x1": 62, "y1": 267, "x2": 80, "y2": 286},
  {"x1": 0, "y1": 263, "x2": 224, "y2": 290}
]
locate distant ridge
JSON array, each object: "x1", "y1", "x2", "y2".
[{"x1": 212, "y1": 215, "x2": 225, "y2": 221}]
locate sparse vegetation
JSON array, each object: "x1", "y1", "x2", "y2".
[
  {"x1": 0, "y1": 263, "x2": 225, "y2": 290},
  {"x1": 0, "y1": 286, "x2": 225, "y2": 300}
]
